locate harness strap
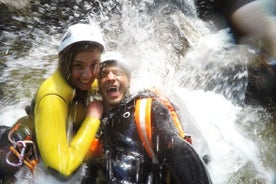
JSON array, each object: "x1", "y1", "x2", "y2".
[
  {"x1": 135, "y1": 97, "x2": 192, "y2": 161},
  {"x1": 135, "y1": 98, "x2": 158, "y2": 163},
  {"x1": 155, "y1": 96, "x2": 192, "y2": 144},
  {"x1": 157, "y1": 97, "x2": 185, "y2": 138}
]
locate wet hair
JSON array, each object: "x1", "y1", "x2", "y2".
[{"x1": 58, "y1": 41, "x2": 104, "y2": 82}]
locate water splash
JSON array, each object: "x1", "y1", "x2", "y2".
[
  {"x1": 0, "y1": 0, "x2": 275, "y2": 183},
  {"x1": 174, "y1": 88, "x2": 270, "y2": 183}
]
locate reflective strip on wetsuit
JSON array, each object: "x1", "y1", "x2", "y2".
[
  {"x1": 135, "y1": 98, "x2": 158, "y2": 163},
  {"x1": 135, "y1": 97, "x2": 191, "y2": 163}
]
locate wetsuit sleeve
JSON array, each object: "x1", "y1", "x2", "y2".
[
  {"x1": 151, "y1": 100, "x2": 212, "y2": 184},
  {"x1": 35, "y1": 94, "x2": 100, "y2": 177}
]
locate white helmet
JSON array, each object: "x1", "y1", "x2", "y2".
[
  {"x1": 58, "y1": 23, "x2": 105, "y2": 52},
  {"x1": 101, "y1": 51, "x2": 131, "y2": 78}
]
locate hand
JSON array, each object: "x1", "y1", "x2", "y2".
[{"x1": 87, "y1": 100, "x2": 103, "y2": 120}]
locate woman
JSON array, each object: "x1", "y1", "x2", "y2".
[
  {"x1": 34, "y1": 23, "x2": 105, "y2": 178},
  {"x1": 0, "y1": 23, "x2": 105, "y2": 182}
]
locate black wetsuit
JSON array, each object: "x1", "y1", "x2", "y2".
[{"x1": 99, "y1": 91, "x2": 212, "y2": 183}]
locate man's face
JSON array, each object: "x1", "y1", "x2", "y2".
[{"x1": 98, "y1": 63, "x2": 130, "y2": 108}]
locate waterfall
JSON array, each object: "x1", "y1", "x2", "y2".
[{"x1": 0, "y1": 0, "x2": 275, "y2": 183}]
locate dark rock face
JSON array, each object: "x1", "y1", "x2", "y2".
[
  {"x1": 0, "y1": 0, "x2": 119, "y2": 55},
  {"x1": 245, "y1": 60, "x2": 276, "y2": 110}
]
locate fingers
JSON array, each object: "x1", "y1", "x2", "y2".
[{"x1": 87, "y1": 100, "x2": 103, "y2": 119}]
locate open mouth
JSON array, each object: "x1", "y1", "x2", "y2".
[
  {"x1": 106, "y1": 86, "x2": 119, "y2": 93},
  {"x1": 79, "y1": 79, "x2": 92, "y2": 86}
]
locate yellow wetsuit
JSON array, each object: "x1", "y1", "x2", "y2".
[{"x1": 34, "y1": 70, "x2": 100, "y2": 177}]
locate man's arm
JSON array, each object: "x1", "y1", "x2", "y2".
[{"x1": 151, "y1": 99, "x2": 212, "y2": 184}]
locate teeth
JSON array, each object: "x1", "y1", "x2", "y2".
[
  {"x1": 81, "y1": 80, "x2": 90, "y2": 84},
  {"x1": 107, "y1": 86, "x2": 118, "y2": 92}
]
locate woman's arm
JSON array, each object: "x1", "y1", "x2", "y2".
[{"x1": 35, "y1": 95, "x2": 101, "y2": 177}]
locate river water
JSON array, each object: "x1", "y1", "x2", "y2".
[{"x1": 0, "y1": 0, "x2": 275, "y2": 183}]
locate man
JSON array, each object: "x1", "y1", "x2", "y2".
[
  {"x1": 190, "y1": 0, "x2": 276, "y2": 108},
  {"x1": 96, "y1": 51, "x2": 212, "y2": 183},
  {"x1": 194, "y1": 0, "x2": 276, "y2": 63}
]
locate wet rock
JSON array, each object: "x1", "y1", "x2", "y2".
[
  {"x1": 245, "y1": 56, "x2": 276, "y2": 110},
  {"x1": 0, "y1": 63, "x2": 7, "y2": 101},
  {"x1": 0, "y1": 0, "x2": 31, "y2": 9},
  {"x1": 0, "y1": 0, "x2": 35, "y2": 30}
]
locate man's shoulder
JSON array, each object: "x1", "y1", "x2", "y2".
[{"x1": 135, "y1": 89, "x2": 158, "y2": 99}]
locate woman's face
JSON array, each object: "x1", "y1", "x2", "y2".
[{"x1": 70, "y1": 50, "x2": 101, "y2": 91}]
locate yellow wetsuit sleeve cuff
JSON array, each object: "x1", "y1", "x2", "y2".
[{"x1": 70, "y1": 115, "x2": 101, "y2": 150}]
